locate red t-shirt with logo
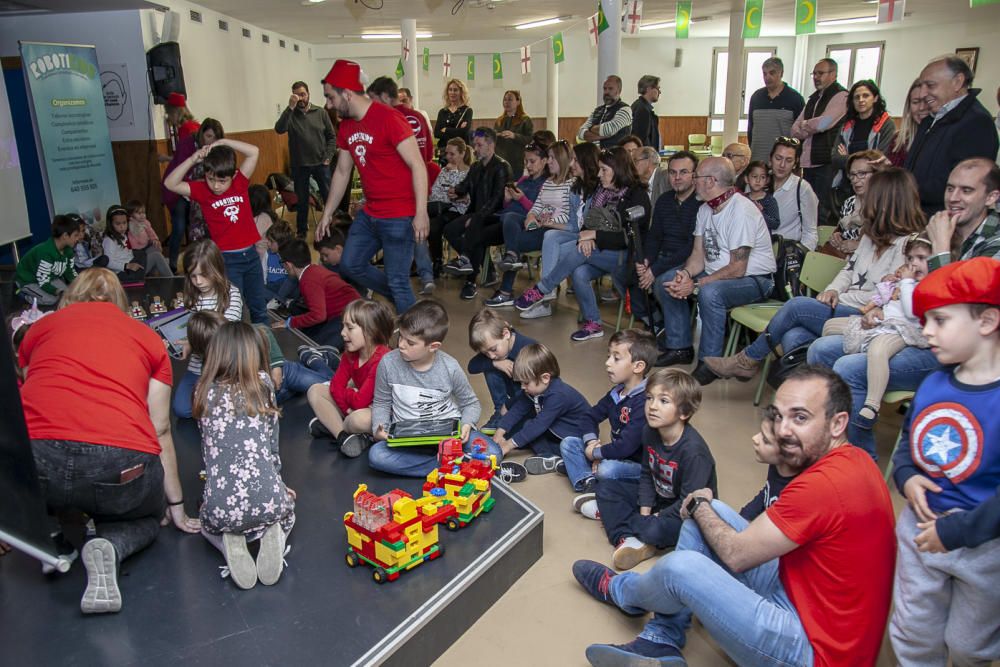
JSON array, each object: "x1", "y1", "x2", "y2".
[
  {"x1": 397, "y1": 105, "x2": 434, "y2": 163},
  {"x1": 337, "y1": 101, "x2": 416, "y2": 219},
  {"x1": 19, "y1": 302, "x2": 173, "y2": 456},
  {"x1": 766, "y1": 445, "x2": 896, "y2": 666},
  {"x1": 188, "y1": 171, "x2": 262, "y2": 251}
]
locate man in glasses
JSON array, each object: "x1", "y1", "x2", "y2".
[
  {"x1": 630, "y1": 75, "x2": 661, "y2": 150},
  {"x1": 747, "y1": 57, "x2": 805, "y2": 163},
  {"x1": 577, "y1": 75, "x2": 634, "y2": 149},
  {"x1": 722, "y1": 143, "x2": 751, "y2": 183},
  {"x1": 791, "y1": 58, "x2": 848, "y2": 225}
]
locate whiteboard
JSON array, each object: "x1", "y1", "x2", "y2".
[{"x1": 0, "y1": 70, "x2": 32, "y2": 247}]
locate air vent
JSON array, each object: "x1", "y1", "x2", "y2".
[
  {"x1": 293, "y1": 44, "x2": 299, "y2": 52},
  {"x1": 242, "y1": 28, "x2": 251, "y2": 38},
  {"x1": 218, "y1": 20, "x2": 228, "y2": 31},
  {"x1": 189, "y1": 10, "x2": 202, "y2": 23},
  {"x1": 279, "y1": 39, "x2": 286, "y2": 48},
  {"x1": 262, "y1": 34, "x2": 270, "y2": 44}
]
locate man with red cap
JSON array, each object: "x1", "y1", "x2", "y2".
[
  {"x1": 315, "y1": 59, "x2": 428, "y2": 313},
  {"x1": 890, "y1": 256, "x2": 1000, "y2": 666}
]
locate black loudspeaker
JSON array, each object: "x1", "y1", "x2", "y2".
[{"x1": 147, "y1": 41, "x2": 186, "y2": 105}]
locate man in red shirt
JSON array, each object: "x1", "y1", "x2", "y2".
[
  {"x1": 572, "y1": 365, "x2": 897, "y2": 666},
  {"x1": 315, "y1": 59, "x2": 428, "y2": 313},
  {"x1": 271, "y1": 238, "x2": 359, "y2": 348},
  {"x1": 367, "y1": 76, "x2": 433, "y2": 163}
]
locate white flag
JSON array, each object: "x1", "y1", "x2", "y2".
[
  {"x1": 520, "y1": 45, "x2": 532, "y2": 74},
  {"x1": 624, "y1": 0, "x2": 644, "y2": 35},
  {"x1": 442, "y1": 53, "x2": 451, "y2": 77},
  {"x1": 402, "y1": 38, "x2": 411, "y2": 61},
  {"x1": 877, "y1": 0, "x2": 905, "y2": 24},
  {"x1": 588, "y1": 13, "x2": 600, "y2": 47}
]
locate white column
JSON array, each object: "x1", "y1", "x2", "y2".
[
  {"x1": 791, "y1": 34, "x2": 810, "y2": 98},
  {"x1": 597, "y1": 0, "x2": 622, "y2": 103},
  {"x1": 401, "y1": 19, "x2": 418, "y2": 102},
  {"x1": 722, "y1": 9, "x2": 745, "y2": 146},
  {"x1": 547, "y1": 37, "x2": 559, "y2": 137}
]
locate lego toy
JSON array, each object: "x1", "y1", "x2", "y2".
[
  {"x1": 149, "y1": 296, "x2": 167, "y2": 315},
  {"x1": 171, "y1": 292, "x2": 185, "y2": 310},
  {"x1": 130, "y1": 301, "x2": 148, "y2": 320},
  {"x1": 344, "y1": 484, "x2": 457, "y2": 583},
  {"x1": 422, "y1": 437, "x2": 498, "y2": 531}
]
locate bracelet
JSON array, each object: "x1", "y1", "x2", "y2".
[{"x1": 167, "y1": 499, "x2": 184, "y2": 507}]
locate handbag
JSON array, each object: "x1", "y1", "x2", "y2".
[
  {"x1": 582, "y1": 206, "x2": 622, "y2": 233},
  {"x1": 766, "y1": 343, "x2": 812, "y2": 390},
  {"x1": 771, "y1": 236, "x2": 808, "y2": 301}
]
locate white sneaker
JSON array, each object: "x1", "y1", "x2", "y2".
[
  {"x1": 613, "y1": 536, "x2": 657, "y2": 570},
  {"x1": 266, "y1": 298, "x2": 281, "y2": 311},
  {"x1": 579, "y1": 499, "x2": 600, "y2": 520},
  {"x1": 519, "y1": 301, "x2": 552, "y2": 319}
]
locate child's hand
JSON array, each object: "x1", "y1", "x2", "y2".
[
  {"x1": 374, "y1": 426, "x2": 389, "y2": 442},
  {"x1": 591, "y1": 460, "x2": 599, "y2": 474},
  {"x1": 903, "y1": 476, "x2": 942, "y2": 523},
  {"x1": 897, "y1": 264, "x2": 916, "y2": 280},
  {"x1": 126, "y1": 262, "x2": 142, "y2": 271},
  {"x1": 180, "y1": 340, "x2": 191, "y2": 360},
  {"x1": 460, "y1": 423, "x2": 472, "y2": 442},
  {"x1": 498, "y1": 437, "x2": 517, "y2": 455},
  {"x1": 584, "y1": 439, "x2": 600, "y2": 461},
  {"x1": 270, "y1": 321, "x2": 286, "y2": 330},
  {"x1": 861, "y1": 308, "x2": 883, "y2": 329},
  {"x1": 915, "y1": 519, "x2": 947, "y2": 553},
  {"x1": 270, "y1": 366, "x2": 283, "y2": 391},
  {"x1": 164, "y1": 505, "x2": 201, "y2": 534},
  {"x1": 493, "y1": 358, "x2": 515, "y2": 377},
  {"x1": 193, "y1": 145, "x2": 211, "y2": 163}
]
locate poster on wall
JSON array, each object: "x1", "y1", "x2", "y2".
[
  {"x1": 101, "y1": 63, "x2": 134, "y2": 128},
  {"x1": 18, "y1": 41, "x2": 121, "y2": 229}
]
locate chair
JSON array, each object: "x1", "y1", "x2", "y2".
[
  {"x1": 816, "y1": 225, "x2": 836, "y2": 247},
  {"x1": 709, "y1": 135, "x2": 724, "y2": 156},
  {"x1": 798, "y1": 251, "x2": 846, "y2": 297},
  {"x1": 687, "y1": 134, "x2": 712, "y2": 158},
  {"x1": 881, "y1": 391, "x2": 915, "y2": 482}
]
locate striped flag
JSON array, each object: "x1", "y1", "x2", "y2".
[
  {"x1": 877, "y1": 0, "x2": 904, "y2": 23},
  {"x1": 442, "y1": 53, "x2": 451, "y2": 78},
  {"x1": 588, "y1": 13, "x2": 601, "y2": 46},
  {"x1": 520, "y1": 45, "x2": 532, "y2": 75},
  {"x1": 624, "y1": 0, "x2": 643, "y2": 35}
]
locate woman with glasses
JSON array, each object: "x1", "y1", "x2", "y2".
[
  {"x1": 493, "y1": 90, "x2": 534, "y2": 177},
  {"x1": 433, "y1": 79, "x2": 473, "y2": 164},
  {"x1": 704, "y1": 168, "x2": 926, "y2": 395},
  {"x1": 513, "y1": 146, "x2": 651, "y2": 341},
  {"x1": 832, "y1": 80, "x2": 896, "y2": 191},
  {"x1": 770, "y1": 137, "x2": 820, "y2": 249},
  {"x1": 887, "y1": 80, "x2": 930, "y2": 167},
  {"x1": 820, "y1": 149, "x2": 887, "y2": 258}
]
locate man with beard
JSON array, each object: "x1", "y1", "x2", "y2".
[
  {"x1": 315, "y1": 60, "x2": 428, "y2": 313},
  {"x1": 275, "y1": 81, "x2": 337, "y2": 237},
  {"x1": 571, "y1": 365, "x2": 896, "y2": 667},
  {"x1": 577, "y1": 75, "x2": 633, "y2": 149}
]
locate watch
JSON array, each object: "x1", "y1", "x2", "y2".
[{"x1": 686, "y1": 495, "x2": 709, "y2": 517}]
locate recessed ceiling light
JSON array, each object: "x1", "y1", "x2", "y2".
[
  {"x1": 360, "y1": 32, "x2": 433, "y2": 40},
  {"x1": 515, "y1": 17, "x2": 563, "y2": 30}
]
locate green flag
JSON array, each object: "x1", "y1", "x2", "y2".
[
  {"x1": 552, "y1": 32, "x2": 565, "y2": 64},
  {"x1": 675, "y1": 1, "x2": 692, "y2": 39},
  {"x1": 492, "y1": 53, "x2": 503, "y2": 80},
  {"x1": 467, "y1": 55, "x2": 475, "y2": 81},
  {"x1": 422, "y1": 47, "x2": 429, "y2": 72},
  {"x1": 970, "y1": 0, "x2": 1000, "y2": 6},
  {"x1": 395, "y1": 58, "x2": 404, "y2": 80},
  {"x1": 795, "y1": 0, "x2": 816, "y2": 35},
  {"x1": 596, "y1": 3, "x2": 610, "y2": 33},
  {"x1": 743, "y1": 0, "x2": 764, "y2": 38}
]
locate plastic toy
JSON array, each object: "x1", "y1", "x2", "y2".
[
  {"x1": 130, "y1": 301, "x2": 148, "y2": 320},
  {"x1": 422, "y1": 437, "x2": 498, "y2": 531},
  {"x1": 171, "y1": 292, "x2": 185, "y2": 310},
  {"x1": 149, "y1": 296, "x2": 167, "y2": 315},
  {"x1": 344, "y1": 484, "x2": 457, "y2": 583}
]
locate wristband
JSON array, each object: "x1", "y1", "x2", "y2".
[{"x1": 167, "y1": 499, "x2": 184, "y2": 507}]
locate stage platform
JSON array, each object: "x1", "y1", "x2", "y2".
[{"x1": 0, "y1": 278, "x2": 544, "y2": 666}]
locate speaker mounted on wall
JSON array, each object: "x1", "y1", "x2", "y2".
[{"x1": 147, "y1": 41, "x2": 186, "y2": 105}]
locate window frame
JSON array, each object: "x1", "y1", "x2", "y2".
[
  {"x1": 824, "y1": 41, "x2": 885, "y2": 86},
  {"x1": 708, "y1": 46, "x2": 778, "y2": 135}
]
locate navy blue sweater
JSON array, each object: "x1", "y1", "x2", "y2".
[
  {"x1": 580, "y1": 379, "x2": 648, "y2": 463},
  {"x1": 467, "y1": 329, "x2": 538, "y2": 410},
  {"x1": 499, "y1": 376, "x2": 590, "y2": 449},
  {"x1": 643, "y1": 191, "x2": 699, "y2": 277}
]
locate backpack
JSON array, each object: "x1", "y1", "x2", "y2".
[{"x1": 770, "y1": 179, "x2": 809, "y2": 301}]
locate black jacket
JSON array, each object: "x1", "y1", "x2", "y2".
[
  {"x1": 454, "y1": 154, "x2": 511, "y2": 223},
  {"x1": 630, "y1": 97, "x2": 659, "y2": 149},
  {"x1": 905, "y1": 89, "x2": 1000, "y2": 215}
]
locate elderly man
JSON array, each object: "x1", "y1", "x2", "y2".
[
  {"x1": 577, "y1": 75, "x2": 633, "y2": 149},
  {"x1": 631, "y1": 75, "x2": 661, "y2": 149},
  {"x1": 722, "y1": 142, "x2": 751, "y2": 182},
  {"x1": 791, "y1": 58, "x2": 847, "y2": 224},
  {"x1": 905, "y1": 56, "x2": 999, "y2": 216},
  {"x1": 634, "y1": 146, "x2": 669, "y2": 205},
  {"x1": 275, "y1": 80, "x2": 337, "y2": 237},
  {"x1": 747, "y1": 57, "x2": 805, "y2": 162},
  {"x1": 652, "y1": 157, "x2": 776, "y2": 385},
  {"x1": 572, "y1": 365, "x2": 896, "y2": 667}
]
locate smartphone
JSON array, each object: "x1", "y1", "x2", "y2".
[{"x1": 505, "y1": 181, "x2": 517, "y2": 190}]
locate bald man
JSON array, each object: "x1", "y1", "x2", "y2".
[{"x1": 722, "y1": 143, "x2": 752, "y2": 180}]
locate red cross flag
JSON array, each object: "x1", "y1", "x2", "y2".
[
  {"x1": 520, "y1": 45, "x2": 532, "y2": 74},
  {"x1": 625, "y1": 0, "x2": 644, "y2": 35},
  {"x1": 588, "y1": 13, "x2": 600, "y2": 46},
  {"x1": 877, "y1": 0, "x2": 905, "y2": 23},
  {"x1": 442, "y1": 53, "x2": 451, "y2": 77},
  {"x1": 402, "y1": 38, "x2": 411, "y2": 61}
]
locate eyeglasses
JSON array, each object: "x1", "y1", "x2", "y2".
[
  {"x1": 847, "y1": 170, "x2": 873, "y2": 181},
  {"x1": 692, "y1": 174, "x2": 715, "y2": 180},
  {"x1": 722, "y1": 152, "x2": 747, "y2": 160},
  {"x1": 774, "y1": 136, "x2": 800, "y2": 147}
]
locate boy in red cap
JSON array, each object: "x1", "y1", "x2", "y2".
[
  {"x1": 889, "y1": 256, "x2": 1000, "y2": 665},
  {"x1": 314, "y1": 59, "x2": 428, "y2": 313}
]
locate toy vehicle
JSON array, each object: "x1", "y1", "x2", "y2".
[
  {"x1": 344, "y1": 484, "x2": 457, "y2": 584},
  {"x1": 422, "y1": 437, "x2": 498, "y2": 531},
  {"x1": 130, "y1": 301, "x2": 147, "y2": 320},
  {"x1": 149, "y1": 296, "x2": 167, "y2": 315}
]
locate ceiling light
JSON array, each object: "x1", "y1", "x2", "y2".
[
  {"x1": 818, "y1": 15, "x2": 876, "y2": 26},
  {"x1": 308, "y1": 0, "x2": 325, "y2": 4},
  {"x1": 360, "y1": 32, "x2": 433, "y2": 40},
  {"x1": 639, "y1": 21, "x2": 677, "y2": 30},
  {"x1": 515, "y1": 17, "x2": 563, "y2": 30}
]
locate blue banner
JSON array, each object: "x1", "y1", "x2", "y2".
[{"x1": 19, "y1": 42, "x2": 120, "y2": 228}]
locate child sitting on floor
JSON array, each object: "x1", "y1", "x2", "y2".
[
  {"x1": 466, "y1": 308, "x2": 538, "y2": 434},
  {"x1": 583, "y1": 368, "x2": 717, "y2": 571},
  {"x1": 492, "y1": 343, "x2": 591, "y2": 481},
  {"x1": 739, "y1": 410, "x2": 798, "y2": 521},
  {"x1": 125, "y1": 200, "x2": 172, "y2": 276},
  {"x1": 559, "y1": 329, "x2": 657, "y2": 494},
  {"x1": 264, "y1": 219, "x2": 297, "y2": 307},
  {"x1": 15, "y1": 214, "x2": 81, "y2": 306},
  {"x1": 194, "y1": 321, "x2": 295, "y2": 590}
]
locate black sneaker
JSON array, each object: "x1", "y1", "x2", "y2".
[
  {"x1": 556, "y1": 459, "x2": 567, "y2": 475},
  {"x1": 314, "y1": 345, "x2": 341, "y2": 369},
  {"x1": 340, "y1": 433, "x2": 374, "y2": 458},
  {"x1": 691, "y1": 361, "x2": 718, "y2": 386},
  {"x1": 309, "y1": 417, "x2": 334, "y2": 440},
  {"x1": 484, "y1": 290, "x2": 514, "y2": 307},
  {"x1": 585, "y1": 638, "x2": 687, "y2": 665},
  {"x1": 460, "y1": 282, "x2": 478, "y2": 300},
  {"x1": 525, "y1": 455, "x2": 563, "y2": 475},
  {"x1": 443, "y1": 256, "x2": 474, "y2": 275},
  {"x1": 497, "y1": 252, "x2": 524, "y2": 272},
  {"x1": 579, "y1": 475, "x2": 597, "y2": 493},
  {"x1": 498, "y1": 461, "x2": 527, "y2": 483},
  {"x1": 655, "y1": 347, "x2": 695, "y2": 367}
]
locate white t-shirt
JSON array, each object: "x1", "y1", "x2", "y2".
[
  {"x1": 772, "y1": 174, "x2": 819, "y2": 249},
  {"x1": 695, "y1": 194, "x2": 777, "y2": 277}
]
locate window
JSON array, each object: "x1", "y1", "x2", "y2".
[
  {"x1": 825, "y1": 42, "x2": 884, "y2": 86},
  {"x1": 709, "y1": 47, "x2": 776, "y2": 134}
]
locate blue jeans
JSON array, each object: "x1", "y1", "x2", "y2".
[
  {"x1": 539, "y1": 230, "x2": 578, "y2": 288},
  {"x1": 483, "y1": 368, "x2": 514, "y2": 415},
  {"x1": 414, "y1": 241, "x2": 434, "y2": 284},
  {"x1": 808, "y1": 335, "x2": 939, "y2": 458},
  {"x1": 276, "y1": 360, "x2": 331, "y2": 404},
  {"x1": 172, "y1": 370, "x2": 198, "y2": 418},
  {"x1": 167, "y1": 197, "x2": 189, "y2": 268},
  {"x1": 367, "y1": 430, "x2": 502, "y2": 478},
  {"x1": 570, "y1": 250, "x2": 627, "y2": 323},
  {"x1": 654, "y1": 270, "x2": 774, "y2": 359},
  {"x1": 499, "y1": 211, "x2": 543, "y2": 293},
  {"x1": 341, "y1": 209, "x2": 416, "y2": 313},
  {"x1": 745, "y1": 296, "x2": 861, "y2": 361},
  {"x1": 560, "y1": 436, "x2": 642, "y2": 490},
  {"x1": 610, "y1": 500, "x2": 814, "y2": 665},
  {"x1": 222, "y1": 246, "x2": 268, "y2": 323}
]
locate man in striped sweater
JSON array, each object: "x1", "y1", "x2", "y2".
[{"x1": 577, "y1": 76, "x2": 634, "y2": 149}]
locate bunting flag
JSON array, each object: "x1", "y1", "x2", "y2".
[
  {"x1": 467, "y1": 55, "x2": 475, "y2": 81},
  {"x1": 970, "y1": 0, "x2": 1000, "y2": 6},
  {"x1": 394, "y1": 58, "x2": 404, "y2": 80},
  {"x1": 442, "y1": 53, "x2": 451, "y2": 77},
  {"x1": 422, "y1": 47, "x2": 430, "y2": 71},
  {"x1": 588, "y1": 13, "x2": 601, "y2": 46},
  {"x1": 877, "y1": 0, "x2": 904, "y2": 23},
  {"x1": 552, "y1": 32, "x2": 565, "y2": 63},
  {"x1": 743, "y1": 0, "x2": 764, "y2": 38},
  {"x1": 795, "y1": 0, "x2": 817, "y2": 35},
  {"x1": 402, "y1": 39, "x2": 410, "y2": 61},
  {"x1": 492, "y1": 53, "x2": 503, "y2": 80},
  {"x1": 596, "y1": 3, "x2": 610, "y2": 33},
  {"x1": 624, "y1": 0, "x2": 644, "y2": 35},
  {"x1": 675, "y1": 1, "x2": 692, "y2": 38},
  {"x1": 520, "y1": 45, "x2": 532, "y2": 74}
]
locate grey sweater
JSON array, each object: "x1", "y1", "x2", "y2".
[
  {"x1": 371, "y1": 349, "x2": 481, "y2": 434},
  {"x1": 274, "y1": 104, "x2": 337, "y2": 169}
]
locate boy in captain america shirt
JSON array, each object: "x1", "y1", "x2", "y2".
[{"x1": 889, "y1": 257, "x2": 1000, "y2": 666}]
